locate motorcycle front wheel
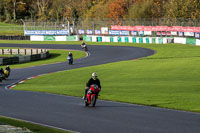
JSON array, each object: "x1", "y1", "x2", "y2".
[
  {"x1": 84, "y1": 101, "x2": 89, "y2": 107},
  {"x1": 91, "y1": 95, "x2": 96, "y2": 107}
]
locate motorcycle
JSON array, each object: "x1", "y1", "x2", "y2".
[
  {"x1": 3, "y1": 69, "x2": 10, "y2": 79},
  {"x1": 67, "y1": 56, "x2": 73, "y2": 65},
  {"x1": 81, "y1": 44, "x2": 88, "y2": 52},
  {"x1": 84, "y1": 84, "x2": 100, "y2": 107}
]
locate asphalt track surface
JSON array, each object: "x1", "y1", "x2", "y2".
[{"x1": 0, "y1": 43, "x2": 200, "y2": 133}]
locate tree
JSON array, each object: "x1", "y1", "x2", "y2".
[
  {"x1": 164, "y1": 0, "x2": 200, "y2": 25},
  {"x1": 0, "y1": 0, "x2": 5, "y2": 21},
  {"x1": 36, "y1": 0, "x2": 53, "y2": 21},
  {"x1": 49, "y1": 0, "x2": 67, "y2": 22},
  {"x1": 107, "y1": 0, "x2": 129, "y2": 24},
  {"x1": 128, "y1": 0, "x2": 154, "y2": 18},
  {"x1": 3, "y1": 0, "x2": 13, "y2": 22},
  {"x1": 151, "y1": 0, "x2": 167, "y2": 18}
]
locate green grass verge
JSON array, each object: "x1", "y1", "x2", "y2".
[
  {"x1": 0, "y1": 116, "x2": 70, "y2": 133},
  {"x1": 11, "y1": 41, "x2": 200, "y2": 113},
  {"x1": 0, "y1": 22, "x2": 24, "y2": 35}
]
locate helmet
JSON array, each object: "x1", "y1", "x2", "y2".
[
  {"x1": 69, "y1": 52, "x2": 71, "y2": 54},
  {"x1": 92, "y1": 72, "x2": 97, "y2": 80}
]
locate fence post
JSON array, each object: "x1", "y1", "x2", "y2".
[
  {"x1": 31, "y1": 49, "x2": 32, "y2": 55},
  {"x1": 25, "y1": 49, "x2": 26, "y2": 55},
  {"x1": 18, "y1": 49, "x2": 20, "y2": 54},
  {"x1": 10, "y1": 49, "x2": 12, "y2": 55},
  {"x1": 2, "y1": 49, "x2": 4, "y2": 55}
]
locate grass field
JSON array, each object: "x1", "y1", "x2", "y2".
[
  {"x1": 0, "y1": 116, "x2": 70, "y2": 133},
  {"x1": 5, "y1": 40, "x2": 199, "y2": 113},
  {"x1": 0, "y1": 22, "x2": 23, "y2": 35}
]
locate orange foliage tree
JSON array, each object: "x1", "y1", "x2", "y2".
[{"x1": 107, "y1": 0, "x2": 129, "y2": 25}]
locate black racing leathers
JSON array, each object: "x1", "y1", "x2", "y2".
[
  {"x1": 84, "y1": 78, "x2": 101, "y2": 99},
  {"x1": 86, "y1": 78, "x2": 101, "y2": 89}
]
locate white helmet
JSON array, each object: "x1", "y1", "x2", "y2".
[{"x1": 92, "y1": 72, "x2": 97, "y2": 80}]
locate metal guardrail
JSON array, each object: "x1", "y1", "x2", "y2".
[
  {"x1": 0, "y1": 49, "x2": 48, "y2": 55},
  {"x1": 0, "y1": 49, "x2": 49, "y2": 65}
]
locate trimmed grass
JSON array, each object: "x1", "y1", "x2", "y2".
[
  {"x1": 11, "y1": 41, "x2": 200, "y2": 113},
  {"x1": 0, "y1": 116, "x2": 70, "y2": 133},
  {"x1": 0, "y1": 22, "x2": 24, "y2": 35}
]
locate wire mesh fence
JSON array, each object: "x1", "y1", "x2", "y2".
[{"x1": 1, "y1": 18, "x2": 200, "y2": 33}]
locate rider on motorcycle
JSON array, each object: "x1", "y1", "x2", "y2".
[
  {"x1": 5, "y1": 65, "x2": 11, "y2": 77},
  {"x1": 83, "y1": 72, "x2": 101, "y2": 100},
  {"x1": 81, "y1": 41, "x2": 86, "y2": 48},
  {"x1": 67, "y1": 52, "x2": 73, "y2": 64}
]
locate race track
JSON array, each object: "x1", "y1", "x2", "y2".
[{"x1": 0, "y1": 43, "x2": 200, "y2": 133}]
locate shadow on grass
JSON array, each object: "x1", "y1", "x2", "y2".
[{"x1": 45, "y1": 53, "x2": 61, "y2": 60}]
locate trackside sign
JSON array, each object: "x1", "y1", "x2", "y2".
[{"x1": 24, "y1": 30, "x2": 69, "y2": 35}]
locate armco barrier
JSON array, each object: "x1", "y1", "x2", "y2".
[
  {"x1": 3, "y1": 57, "x2": 19, "y2": 65},
  {"x1": 30, "y1": 54, "x2": 41, "y2": 61},
  {"x1": 0, "y1": 50, "x2": 49, "y2": 65}
]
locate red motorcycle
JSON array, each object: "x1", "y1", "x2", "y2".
[{"x1": 84, "y1": 84, "x2": 100, "y2": 107}]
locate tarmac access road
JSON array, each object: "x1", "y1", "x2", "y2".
[{"x1": 0, "y1": 43, "x2": 200, "y2": 133}]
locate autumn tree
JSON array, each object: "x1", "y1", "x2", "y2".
[
  {"x1": 164, "y1": 0, "x2": 200, "y2": 25},
  {"x1": 151, "y1": 0, "x2": 167, "y2": 18},
  {"x1": 36, "y1": 0, "x2": 53, "y2": 21},
  {"x1": 107, "y1": 0, "x2": 129, "y2": 24},
  {"x1": 128, "y1": 0, "x2": 154, "y2": 18},
  {"x1": 0, "y1": 0, "x2": 5, "y2": 21},
  {"x1": 48, "y1": 0, "x2": 67, "y2": 22}
]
